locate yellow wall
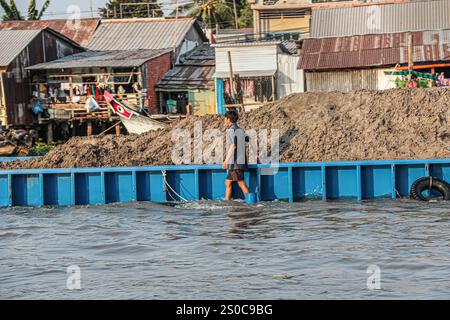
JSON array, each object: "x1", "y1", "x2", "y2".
[{"x1": 189, "y1": 89, "x2": 216, "y2": 115}]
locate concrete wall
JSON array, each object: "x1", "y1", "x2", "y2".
[
  {"x1": 377, "y1": 68, "x2": 398, "y2": 90},
  {"x1": 277, "y1": 53, "x2": 304, "y2": 97},
  {"x1": 305, "y1": 69, "x2": 379, "y2": 92}
]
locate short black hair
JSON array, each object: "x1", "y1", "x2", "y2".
[{"x1": 225, "y1": 110, "x2": 239, "y2": 123}]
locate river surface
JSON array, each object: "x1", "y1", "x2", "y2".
[{"x1": 1, "y1": 199, "x2": 450, "y2": 299}]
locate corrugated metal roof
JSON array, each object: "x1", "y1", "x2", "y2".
[
  {"x1": 0, "y1": 29, "x2": 41, "y2": 67},
  {"x1": 280, "y1": 40, "x2": 299, "y2": 55},
  {"x1": 213, "y1": 40, "x2": 281, "y2": 48},
  {"x1": 178, "y1": 44, "x2": 215, "y2": 66},
  {"x1": 158, "y1": 44, "x2": 215, "y2": 89},
  {"x1": 87, "y1": 18, "x2": 199, "y2": 51},
  {"x1": 311, "y1": 0, "x2": 450, "y2": 38},
  {"x1": 26, "y1": 49, "x2": 172, "y2": 70},
  {"x1": 0, "y1": 18, "x2": 100, "y2": 46},
  {"x1": 299, "y1": 29, "x2": 450, "y2": 70},
  {"x1": 157, "y1": 65, "x2": 215, "y2": 89},
  {"x1": 213, "y1": 40, "x2": 298, "y2": 55}
]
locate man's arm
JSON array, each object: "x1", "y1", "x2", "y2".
[{"x1": 222, "y1": 144, "x2": 236, "y2": 170}]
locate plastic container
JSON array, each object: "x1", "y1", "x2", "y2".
[{"x1": 245, "y1": 193, "x2": 257, "y2": 204}]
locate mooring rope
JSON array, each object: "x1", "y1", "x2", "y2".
[{"x1": 162, "y1": 170, "x2": 189, "y2": 202}]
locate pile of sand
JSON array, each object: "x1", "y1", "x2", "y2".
[{"x1": 3, "y1": 88, "x2": 450, "y2": 170}]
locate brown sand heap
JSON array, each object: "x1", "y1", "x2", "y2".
[{"x1": 3, "y1": 88, "x2": 450, "y2": 170}]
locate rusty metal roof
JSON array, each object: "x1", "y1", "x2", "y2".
[
  {"x1": 299, "y1": 29, "x2": 450, "y2": 70},
  {"x1": 0, "y1": 18, "x2": 100, "y2": 47},
  {"x1": 156, "y1": 65, "x2": 215, "y2": 90},
  {"x1": 157, "y1": 44, "x2": 215, "y2": 90},
  {"x1": 87, "y1": 18, "x2": 206, "y2": 51},
  {"x1": 311, "y1": 0, "x2": 450, "y2": 38},
  {"x1": 0, "y1": 29, "x2": 42, "y2": 67},
  {"x1": 26, "y1": 49, "x2": 172, "y2": 70}
]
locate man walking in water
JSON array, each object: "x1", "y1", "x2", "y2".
[{"x1": 222, "y1": 110, "x2": 249, "y2": 201}]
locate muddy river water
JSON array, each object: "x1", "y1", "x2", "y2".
[{"x1": 1, "y1": 199, "x2": 450, "y2": 299}]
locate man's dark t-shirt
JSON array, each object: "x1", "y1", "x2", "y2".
[{"x1": 226, "y1": 123, "x2": 246, "y2": 170}]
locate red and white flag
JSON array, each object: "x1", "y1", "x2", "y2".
[{"x1": 104, "y1": 91, "x2": 133, "y2": 119}]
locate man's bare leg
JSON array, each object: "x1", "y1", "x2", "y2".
[
  {"x1": 225, "y1": 179, "x2": 233, "y2": 201},
  {"x1": 237, "y1": 181, "x2": 249, "y2": 196}
]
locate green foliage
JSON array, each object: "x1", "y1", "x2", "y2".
[
  {"x1": 171, "y1": 0, "x2": 253, "y2": 29},
  {"x1": 27, "y1": 0, "x2": 37, "y2": 20},
  {"x1": 1, "y1": 0, "x2": 23, "y2": 21},
  {"x1": 35, "y1": 0, "x2": 50, "y2": 20},
  {"x1": 99, "y1": 0, "x2": 163, "y2": 18},
  {"x1": 238, "y1": 2, "x2": 253, "y2": 28},
  {"x1": 98, "y1": 0, "x2": 253, "y2": 28},
  {"x1": 418, "y1": 79, "x2": 429, "y2": 88},
  {"x1": 28, "y1": 141, "x2": 55, "y2": 156},
  {"x1": 395, "y1": 77, "x2": 406, "y2": 89}
]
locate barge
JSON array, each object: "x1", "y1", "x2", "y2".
[{"x1": 1, "y1": 158, "x2": 450, "y2": 207}]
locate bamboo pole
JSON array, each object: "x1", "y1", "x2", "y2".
[
  {"x1": 87, "y1": 120, "x2": 93, "y2": 136},
  {"x1": 227, "y1": 51, "x2": 234, "y2": 98},
  {"x1": 408, "y1": 32, "x2": 414, "y2": 72},
  {"x1": 98, "y1": 121, "x2": 122, "y2": 137}
]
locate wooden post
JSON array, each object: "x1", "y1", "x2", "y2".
[
  {"x1": 227, "y1": 51, "x2": 235, "y2": 99},
  {"x1": 253, "y1": 10, "x2": 260, "y2": 40},
  {"x1": 159, "y1": 91, "x2": 164, "y2": 114},
  {"x1": 115, "y1": 123, "x2": 121, "y2": 136},
  {"x1": 87, "y1": 120, "x2": 93, "y2": 137},
  {"x1": 408, "y1": 32, "x2": 414, "y2": 71},
  {"x1": 68, "y1": 75, "x2": 73, "y2": 105},
  {"x1": 271, "y1": 76, "x2": 276, "y2": 101},
  {"x1": 235, "y1": 74, "x2": 244, "y2": 112},
  {"x1": 71, "y1": 121, "x2": 76, "y2": 137}
]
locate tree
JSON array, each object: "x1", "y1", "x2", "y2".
[
  {"x1": 237, "y1": 1, "x2": 253, "y2": 28},
  {"x1": 99, "y1": 0, "x2": 163, "y2": 19},
  {"x1": 1, "y1": 0, "x2": 22, "y2": 21},
  {"x1": 168, "y1": 0, "x2": 253, "y2": 29},
  {"x1": 195, "y1": 0, "x2": 233, "y2": 29},
  {"x1": 1, "y1": 0, "x2": 50, "y2": 21},
  {"x1": 27, "y1": 0, "x2": 50, "y2": 20}
]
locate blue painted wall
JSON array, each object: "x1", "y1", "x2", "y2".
[{"x1": 2, "y1": 159, "x2": 450, "y2": 207}]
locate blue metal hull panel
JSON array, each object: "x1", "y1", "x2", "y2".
[{"x1": 3, "y1": 158, "x2": 450, "y2": 207}]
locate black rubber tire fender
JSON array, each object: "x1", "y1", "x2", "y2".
[{"x1": 410, "y1": 176, "x2": 450, "y2": 201}]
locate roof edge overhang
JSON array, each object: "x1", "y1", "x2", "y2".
[
  {"x1": 26, "y1": 48, "x2": 172, "y2": 70},
  {"x1": 213, "y1": 69, "x2": 277, "y2": 78},
  {"x1": 42, "y1": 27, "x2": 84, "y2": 50}
]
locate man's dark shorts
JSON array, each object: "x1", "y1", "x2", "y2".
[{"x1": 226, "y1": 169, "x2": 245, "y2": 182}]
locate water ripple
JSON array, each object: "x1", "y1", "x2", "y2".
[{"x1": 1, "y1": 199, "x2": 450, "y2": 299}]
